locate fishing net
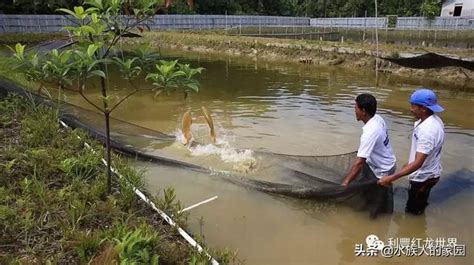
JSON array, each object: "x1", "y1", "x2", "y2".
[
  {"x1": 26, "y1": 39, "x2": 77, "y2": 54},
  {"x1": 0, "y1": 78, "x2": 386, "y2": 211},
  {"x1": 381, "y1": 52, "x2": 474, "y2": 70}
]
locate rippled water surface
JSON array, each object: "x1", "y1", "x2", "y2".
[{"x1": 65, "y1": 49, "x2": 473, "y2": 265}]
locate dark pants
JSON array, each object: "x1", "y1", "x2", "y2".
[
  {"x1": 406, "y1": 178, "x2": 439, "y2": 215},
  {"x1": 361, "y1": 164, "x2": 394, "y2": 218}
]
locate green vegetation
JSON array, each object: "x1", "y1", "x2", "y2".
[
  {"x1": 0, "y1": 33, "x2": 66, "y2": 45},
  {"x1": 0, "y1": 93, "x2": 239, "y2": 264},
  {"x1": 121, "y1": 31, "x2": 473, "y2": 90},
  {"x1": 420, "y1": 0, "x2": 442, "y2": 20},
  {"x1": 0, "y1": 2, "x2": 237, "y2": 262},
  {"x1": 0, "y1": 0, "x2": 82, "y2": 14},
  {"x1": 1, "y1": 0, "x2": 441, "y2": 18},
  {"x1": 0, "y1": 56, "x2": 32, "y2": 88},
  {"x1": 11, "y1": 0, "x2": 204, "y2": 194},
  {"x1": 138, "y1": 31, "x2": 474, "y2": 60}
]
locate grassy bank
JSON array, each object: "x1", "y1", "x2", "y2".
[
  {"x1": 0, "y1": 57, "x2": 31, "y2": 88},
  {"x1": 225, "y1": 27, "x2": 474, "y2": 49},
  {"x1": 0, "y1": 33, "x2": 66, "y2": 45},
  {"x1": 0, "y1": 84, "x2": 238, "y2": 263},
  {"x1": 1, "y1": 31, "x2": 472, "y2": 89},
  {"x1": 126, "y1": 31, "x2": 473, "y2": 90},
  {"x1": 149, "y1": 30, "x2": 474, "y2": 58}
]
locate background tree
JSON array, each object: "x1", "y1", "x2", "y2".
[
  {"x1": 0, "y1": 0, "x2": 82, "y2": 14},
  {"x1": 2, "y1": 0, "x2": 436, "y2": 17},
  {"x1": 420, "y1": 0, "x2": 441, "y2": 19},
  {"x1": 192, "y1": 0, "x2": 242, "y2": 15},
  {"x1": 168, "y1": 0, "x2": 196, "y2": 14},
  {"x1": 12, "y1": 0, "x2": 204, "y2": 193}
]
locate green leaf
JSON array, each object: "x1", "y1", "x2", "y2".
[
  {"x1": 88, "y1": 70, "x2": 106, "y2": 79},
  {"x1": 91, "y1": 13, "x2": 99, "y2": 23},
  {"x1": 15, "y1": 43, "x2": 25, "y2": 55},
  {"x1": 85, "y1": 7, "x2": 100, "y2": 14},
  {"x1": 145, "y1": 73, "x2": 157, "y2": 81},
  {"x1": 169, "y1": 71, "x2": 186, "y2": 79},
  {"x1": 81, "y1": 25, "x2": 97, "y2": 35},
  {"x1": 57, "y1": 8, "x2": 79, "y2": 19},
  {"x1": 86, "y1": 44, "x2": 99, "y2": 57},
  {"x1": 186, "y1": 83, "x2": 199, "y2": 93},
  {"x1": 74, "y1": 6, "x2": 85, "y2": 17},
  {"x1": 50, "y1": 49, "x2": 59, "y2": 57},
  {"x1": 85, "y1": 0, "x2": 104, "y2": 10},
  {"x1": 101, "y1": 95, "x2": 110, "y2": 105},
  {"x1": 133, "y1": 8, "x2": 141, "y2": 16},
  {"x1": 12, "y1": 43, "x2": 26, "y2": 60},
  {"x1": 60, "y1": 51, "x2": 72, "y2": 64},
  {"x1": 63, "y1": 26, "x2": 77, "y2": 32}
]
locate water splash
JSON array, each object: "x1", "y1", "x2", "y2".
[{"x1": 175, "y1": 129, "x2": 257, "y2": 173}]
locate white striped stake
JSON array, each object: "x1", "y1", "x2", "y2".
[
  {"x1": 180, "y1": 196, "x2": 219, "y2": 214},
  {"x1": 59, "y1": 120, "x2": 219, "y2": 265}
]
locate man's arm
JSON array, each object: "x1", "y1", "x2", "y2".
[
  {"x1": 378, "y1": 152, "x2": 427, "y2": 186},
  {"x1": 344, "y1": 129, "x2": 377, "y2": 187},
  {"x1": 341, "y1": 157, "x2": 366, "y2": 186}
]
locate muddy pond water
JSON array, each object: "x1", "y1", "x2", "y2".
[{"x1": 65, "y1": 49, "x2": 473, "y2": 265}]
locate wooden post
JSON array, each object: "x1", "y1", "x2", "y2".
[
  {"x1": 374, "y1": 0, "x2": 379, "y2": 83},
  {"x1": 363, "y1": 10, "x2": 367, "y2": 41},
  {"x1": 239, "y1": 17, "x2": 242, "y2": 35}
]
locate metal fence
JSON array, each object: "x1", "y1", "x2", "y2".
[
  {"x1": 310, "y1": 17, "x2": 387, "y2": 28},
  {"x1": 310, "y1": 16, "x2": 474, "y2": 29},
  {"x1": 1, "y1": 14, "x2": 473, "y2": 33},
  {"x1": 396, "y1": 16, "x2": 474, "y2": 29},
  {"x1": 150, "y1": 15, "x2": 308, "y2": 29},
  {"x1": 0, "y1": 14, "x2": 309, "y2": 33},
  {"x1": 0, "y1": 15, "x2": 75, "y2": 33}
]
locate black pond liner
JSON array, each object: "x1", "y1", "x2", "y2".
[
  {"x1": 0, "y1": 78, "x2": 383, "y2": 211},
  {"x1": 381, "y1": 52, "x2": 474, "y2": 70}
]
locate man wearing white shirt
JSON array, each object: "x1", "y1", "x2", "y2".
[
  {"x1": 379, "y1": 88, "x2": 445, "y2": 215},
  {"x1": 342, "y1": 94, "x2": 396, "y2": 218}
]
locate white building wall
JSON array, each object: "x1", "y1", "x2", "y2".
[{"x1": 441, "y1": 0, "x2": 474, "y2": 17}]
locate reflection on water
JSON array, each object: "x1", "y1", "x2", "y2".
[{"x1": 65, "y1": 50, "x2": 473, "y2": 264}]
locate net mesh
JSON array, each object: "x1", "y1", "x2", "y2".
[{"x1": 0, "y1": 79, "x2": 385, "y2": 209}]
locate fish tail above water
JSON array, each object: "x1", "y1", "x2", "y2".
[
  {"x1": 201, "y1": 106, "x2": 216, "y2": 144},
  {"x1": 182, "y1": 110, "x2": 193, "y2": 145}
]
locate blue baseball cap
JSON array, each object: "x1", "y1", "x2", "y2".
[{"x1": 410, "y1": 88, "x2": 444, "y2": 113}]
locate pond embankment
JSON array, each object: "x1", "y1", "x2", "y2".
[
  {"x1": 130, "y1": 31, "x2": 474, "y2": 91},
  {"x1": 0, "y1": 80, "x2": 235, "y2": 264},
  {"x1": 1, "y1": 31, "x2": 472, "y2": 90}
]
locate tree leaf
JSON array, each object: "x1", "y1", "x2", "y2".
[
  {"x1": 91, "y1": 13, "x2": 99, "y2": 24},
  {"x1": 81, "y1": 25, "x2": 97, "y2": 35},
  {"x1": 74, "y1": 6, "x2": 85, "y2": 17},
  {"x1": 57, "y1": 8, "x2": 79, "y2": 19},
  {"x1": 13, "y1": 43, "x2": 25, "y2": 59},
  {"x1": 101, "y1": 95, "x2": 110, "y2": 105},
  {"x1": 86, "y1": 44, "x2": 99, "y2": 57},
  {"x1": 85, "y1": 0, "x2": 104, "y2": 10},
  {"x1": 88, "y1": 70, "x2": 106, "y2": 79},
  {"x1": 186, "y1": 83, "x2": 199, "y2": 93}
]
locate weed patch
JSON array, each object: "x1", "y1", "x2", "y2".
[{"x1": 0, "y1": 94, "x2": 238, "y2": 264}]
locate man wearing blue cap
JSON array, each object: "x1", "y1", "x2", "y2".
[{"x1": 378, "y1": 88, "x2": 445, "y2": 215}]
